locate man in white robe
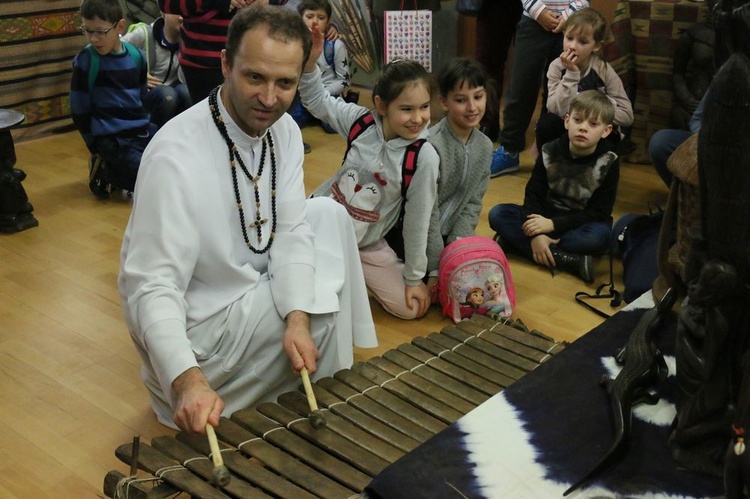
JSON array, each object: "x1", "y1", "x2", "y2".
[{"x1": 118, "y1": 5, "x2": 377, "y2": 433}]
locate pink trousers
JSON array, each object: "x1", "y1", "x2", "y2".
[{"x1": 359, "y1": 239, "x2": 422, "y2": 320}]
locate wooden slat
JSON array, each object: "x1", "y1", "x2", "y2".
[
  {"x1": 306, "y1": 381, "x2": 422, "y2": 452},
  {"x1": 231, "y1": 407, "x2": 371, "y2": 491},
  {"x1": 276, "y1": 391, "x2": 405, "y2": 463},
  {"x1": 175, "y1": 432, "x2": 313, "y2": 499},
  {"x1": 114, "y1": 443, "x2": 231, "y2": 498},
  {"x1": 334, "y1": 369, "x2": 448, "y2": 434},
  {"x1": 103, "y1": 470, "x2": 180, "y2": 498},
  {"x1": 316, "y1": 376, "x2": 434, "y2": 443},
  {"x1": 395, "y1": 342, "x2": 503, "y2": 396},
  {"x1": 256, "y1": 402, "x2": 390, "y2": 477},
  {"x1": 214, "y1": 417, "x2": 356, "y2": 498}
]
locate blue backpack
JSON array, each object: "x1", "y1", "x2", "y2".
[{"x1": 323, "y1": 39, "x2": 335, "y2": 67}]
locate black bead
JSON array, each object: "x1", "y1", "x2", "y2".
[{"x1": 208, "y1": 86, "x2": 276, "y2": 255}]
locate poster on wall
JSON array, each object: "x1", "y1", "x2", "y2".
[{"x1": 383, "y1": 8, "x2": 432, "y2": 72}]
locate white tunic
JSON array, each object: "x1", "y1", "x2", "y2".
[{"x1": 118, "y1": 91, "x2": 377, "y2": 427}]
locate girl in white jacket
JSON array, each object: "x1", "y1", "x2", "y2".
[{"x1": 299, "y1": 25, "x2": 440, "y2": 320}]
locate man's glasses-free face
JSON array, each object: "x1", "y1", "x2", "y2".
[{"x1": 80, "y1": 21, "x2": 119, "y2": 38}]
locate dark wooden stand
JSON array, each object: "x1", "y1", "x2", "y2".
[{"x1": 0, "y1": 109, "x2": 38, "y2": 233}]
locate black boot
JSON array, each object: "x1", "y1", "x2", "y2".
[
  {"x1": 550, "y1": 249, "x2": 594, "y2": 283},
  {"x1": 88, "y1": 155, "x2": 111, "y2": 200}
]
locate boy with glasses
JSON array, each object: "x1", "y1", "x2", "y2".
[{"x1": 70, "y1": 0, "x2": 156, "y2": 199}]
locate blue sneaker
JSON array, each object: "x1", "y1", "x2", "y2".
[{"x1": 490, "y1": 146, "x2": 520, "y2": 177}]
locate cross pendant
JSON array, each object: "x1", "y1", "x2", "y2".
[
  {"x1": 248, "y1": 218, "x2": 269, "y2": 241},
  {"x1": 248, "y1": 218, "x2": 268, "y2": 228}
]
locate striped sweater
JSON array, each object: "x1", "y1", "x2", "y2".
[
  {"x1": 70, "y1": 46, "x2": 150, "y2": 152},
  {"x1": 158, "y1": 0, "x2": 287, "y2": 70},
  {"x1": 522, "y1": 0, "x2": 588, "y2": 21}
]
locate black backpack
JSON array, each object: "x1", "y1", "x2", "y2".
[
  {"x1": 615, "y1": 210, "x2": 668, "y2": 304},
  {"x1": 575, "y1": 208, "x2": 672, "y2": 318}
]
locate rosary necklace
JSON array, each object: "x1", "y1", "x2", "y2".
[{"x1": 209, "y1": 86, "x2": 277, "y2": 254}]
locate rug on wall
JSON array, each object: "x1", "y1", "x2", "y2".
[
  {"x1": 0, "y1": 1, "x2": 82, "y2": 141},
  {"x1": 365, "y1": 293, "x2": 725, "y2": 498},
  {"x1": 603, "y1": 0, "x2": 708, "y2": 164}
]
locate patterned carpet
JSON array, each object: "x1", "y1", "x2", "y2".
[
  {"x1": 0, "y1": 1, "x2": 82, "y2": 141},
  {"x1": 604, "y1": 0, "x2": 708, "y2": 164}
]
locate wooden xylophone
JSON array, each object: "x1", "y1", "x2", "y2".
[{"x1": 104, "y1": 314, "x2": 565, "y2": 499}]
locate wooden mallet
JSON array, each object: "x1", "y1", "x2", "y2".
[
  {"x1": 129, "y1": 434, "x2": 140, "y2": 477},
  {"x1": 205, "y1": 424, "x2": 230, "y2": 487},
  {"x1": 300, "y1": 366, "x2": 327, "y2": 429}
]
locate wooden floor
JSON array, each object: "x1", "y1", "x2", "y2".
[{"x1": 0, "y1": 123, "x2": 669, "y2": 497}]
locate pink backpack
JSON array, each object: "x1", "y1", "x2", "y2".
[{"x1": 436, "y1": 236, "x2": 516, "y2": 323}]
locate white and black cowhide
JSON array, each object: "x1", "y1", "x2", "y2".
[{"x1": 365, "y1": 295, "x2": 724, "y2": 498}]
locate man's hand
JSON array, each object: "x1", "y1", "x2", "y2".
[
  {"x1": 531, "y1": 235, "x2": 560, "y2": 268},
  {"x1": 172, "y1": 366, "x2": 224, "y2": 433},
  {"x1": 282, "y1": 310, "x2": 319, "y2": 374},
  {"x1": 522, "y1": 214, "x2": 554, "y2": 238},
  {"x1": 537, "y1": 10, "x2": 561, "y2": 31},
  {"x1": 559, "y1": 49, "x2": 580, "y2": 72},
  {"x1": 304, "y1": 20, "x2": 326, "y2": 73},
  {"x1": 405, "y1": 282, "x2": 430, "y2": 318}
]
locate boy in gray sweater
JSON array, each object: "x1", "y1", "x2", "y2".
[
  {"x1": 426, "y1": 58, "x2": 493, "y2": 292},
  {"x1": 122, "y1": 12, "x2": 191, "y2": 127}
]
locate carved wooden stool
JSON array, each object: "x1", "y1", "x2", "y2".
[{"x1": 0, "y1": 109, "x2": 38, "y2": 233}]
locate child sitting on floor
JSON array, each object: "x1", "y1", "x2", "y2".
[
  {"x1": 489, "y1": 90, "x2": 619, "y2": 283},
  {"x1": 70, "y1": 0, "x2": 156, "y2": 199},
  {"x1": 425, "y1": 57, "x2": 493, "y2": 294},
  {"x1": 300, "y1": 23, "x2": 440, "y2": 320},
  {"x1": 289, "y1": 0, "x2": 351, "y2": 135},
  {"x1": 121, "y1": 12, "x2": 192, "y2": 128},
  {"x1": 536, "y1": 7, "x2": 633, "y2": 153}
]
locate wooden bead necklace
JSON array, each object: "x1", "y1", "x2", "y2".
[{"x1": 208, "y1": 86, "x2": 277, "y2": 254}]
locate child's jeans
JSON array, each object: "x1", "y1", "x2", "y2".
[
  {"x1": 648, "y1": 128, "x2": 693, "y2": 186},
  {"x1": 144, "y1": 82, "x2": 192, "y2": 128},
  {"x1": 94, "y1": 123, "x2": 157, "y2": 191},
  {"x1": 489, "y1": 203, "x2": 611, "y2": 258}
]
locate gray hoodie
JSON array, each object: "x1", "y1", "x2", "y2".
[{"x1": 300, "y1": 68, "x2": 440, "y2": 285}]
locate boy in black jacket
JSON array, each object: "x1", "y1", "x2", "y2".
[{"x1": 489, "y1": 90, "x2": 619, "y2": 282}]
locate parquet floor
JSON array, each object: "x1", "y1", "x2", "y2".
[{"x1": 0, "y1": 119, "x2": 669, "y2": 497}]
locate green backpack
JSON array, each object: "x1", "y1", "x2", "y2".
[
  {"x1": 85, "y1": 40, "x2": 145, "y2": 90},
  {"x1": 125, "y1": 22, "x2": 156, "y2": 71}
]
